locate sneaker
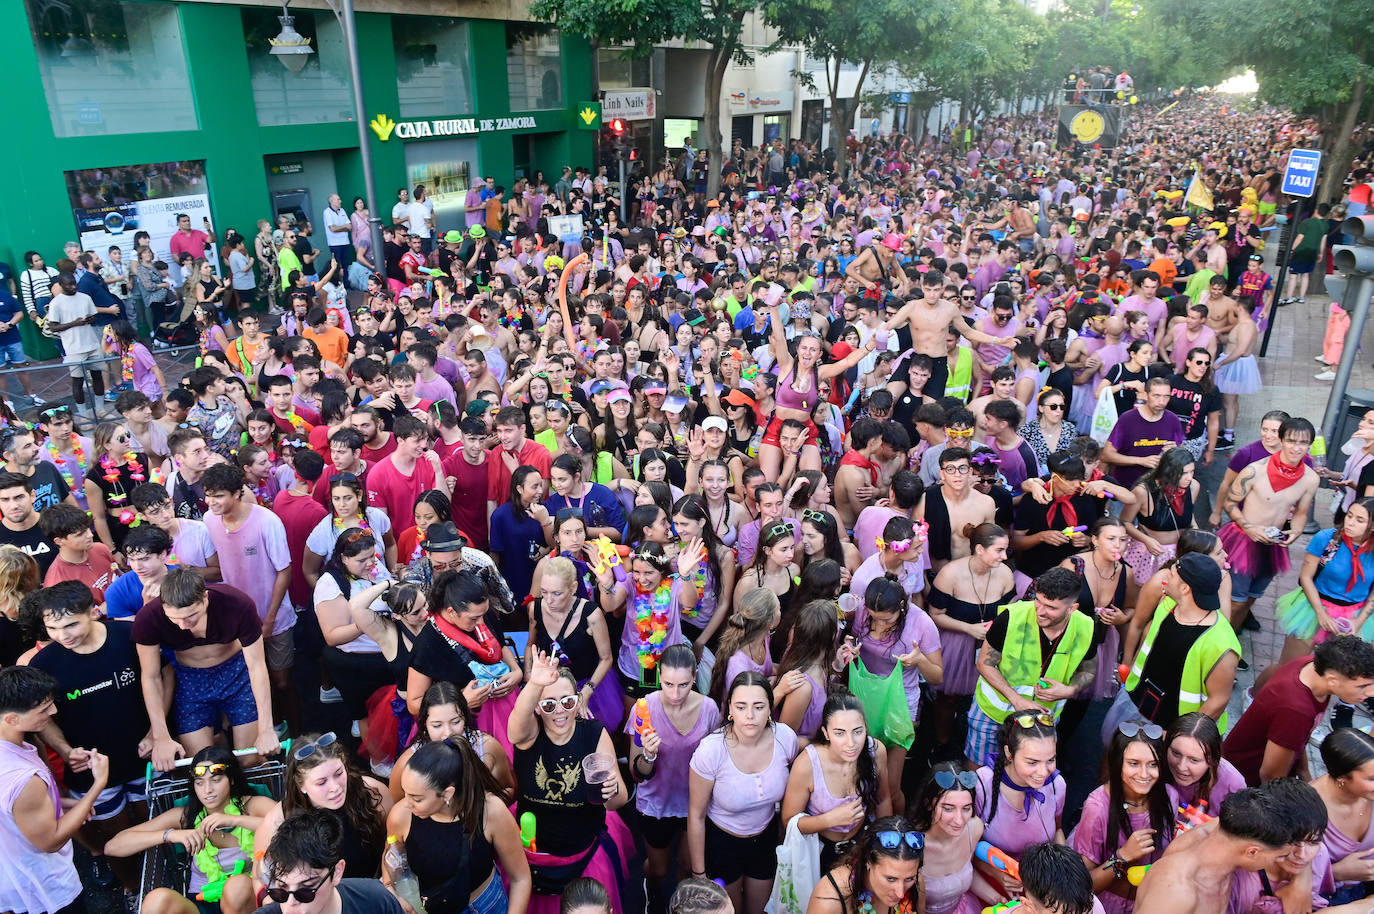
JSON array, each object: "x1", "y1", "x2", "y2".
[
  {"x1": 28, "y1": 394, "x2": 45, "y2": 407},
  {"x1": 319, "y1": 685, "x2": 343, "y2": 704},
  {"x1": 123, "y1": 890, "x2": 140, "y2": 914},
  {"x1": 351, "y1": 720, "x2": 361, "y2": 739},
  {"x1": 1216, "y1": 433, "x2": 1235, "y2": 450},
  {"x1": 1297, "y1": 297, "x2": 1306, "y2": 303},
  {"x1": 370, "y1": 758, "x2": 394, "y2": 778},
  {"x1": 1316, "y1": 370, "x2": 1337, "y2": 381},
  {"x1": 102, "y1": 390, "x2": 120, "y2": 403},
  {"x1": 1242, "y1": 613, "x2": 1262, "y2": 632},
  {"x1": 1237, "y1": 657, "x2": 1250, "y2": 671},
  {"x1": 1316, "y1": 355, "x2": 1331, "y2": 363}
]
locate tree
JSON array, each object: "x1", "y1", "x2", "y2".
[
  {"x1": 529, "y1": 0, "x2": 757, "y2": 197},
  {"x1": 765, "y1": 0, "x2": 952, "y2": 173}
]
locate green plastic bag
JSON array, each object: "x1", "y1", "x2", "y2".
[{"x1": 847, "y1": 658, "x2": 915, "y2": 749}]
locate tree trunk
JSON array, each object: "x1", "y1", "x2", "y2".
[
  {"x1": 1320, "y1": 73, "x2": 1366, "y2": 202},
  {"x1": 704, "y1": 45, "x2": 730, "y2": 200}
]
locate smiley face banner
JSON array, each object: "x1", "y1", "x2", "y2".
[{"x1": 1057, "y1": 104, "x2": 1124, "y2": 149}]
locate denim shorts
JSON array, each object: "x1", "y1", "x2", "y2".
[
  {"x1": 0, "y1": 340, "x2": 27, "y2": 366},
  {"x1": 70, "y1": 776, "x2": 147, "y2": 820}
]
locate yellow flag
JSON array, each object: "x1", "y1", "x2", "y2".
[{"x1": 1185, "y1": 167, "x2": 1213, "y2": 212}]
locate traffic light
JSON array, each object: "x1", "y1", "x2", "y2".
[{"x1": 608, "y1": 118, "x2": 626, "y2": 136}]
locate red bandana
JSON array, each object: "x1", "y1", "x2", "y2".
[
  {"x1": 430, "y1": 612, "x2": 502, "y2": 664},
  {"x1": 1046, "y1": 496, "x2": 1078, "y2": 530},
  {"x1": 1161, "y1": 484, "x2": 1186, "y2": 516},
  {"x1": 1267, "y1": 455, "x2": 1305, "y2": 493},
  {"x1": 1344, "y1": 534, "x2": 1374, "y2": 593}
]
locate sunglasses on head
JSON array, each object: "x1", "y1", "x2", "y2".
[
  {"x1": 1012, "y1": 710, "x2": 1055, "y2": 729},
  {"x1": 765, "y1": 521, "x2": 793, "y2": 540},
  {"x1": 537, "y1": 695, "x2": 579, "y2": 714},
  {"x1": 800, "y1": 508, "x2": 829, "y2": 525},
  {"x1": 264, "y1": 874, "x2": 330, "y2": 905},
  {"x1": 1118, "y1": 721, "x2": 1164, "y2": 740},
  {"x1": 934, "y1": 769, "x2": 980, "y2": 791},
  {"x1": 193, "y1": 763, "x2": 228, "y2": 778},
  {"x1": 875, "y1": 830, "x2": 924, "y2": 851},
  {"x1": 41, "y1": 406, "x2": 72, "y2": 420},
  {"x1": 292, "y1": 731, "x2": 338, "y2": 761}
]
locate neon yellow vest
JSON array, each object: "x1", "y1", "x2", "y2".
[
  {"x1": 974, "y1": 601, "x2": 1094, "y2": 723},
  {"x1": 945, "y1": 346, "x2": 974, "y2": 401},
  {"x1": 1123, "y1": 597, "x2": 1242, "y2": 732}
]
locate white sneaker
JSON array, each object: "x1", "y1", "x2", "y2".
[
  {"x1": 350, "y1": 720, "x2": 361, "y2": 739},
  {"x1": 319, "y1": 686, "x2": 343, "y2": 704},
  {"x1": 370, "y1": 759, "x2": 394, "y2": 778},
  {"x1": 1315, "y1": 355, "x2": 1330, "y2": 363},
  {"x1": 1316, "y1": 370, "x2": 1337, "y2": 381},
  {"x1": 28, "y1": 394, "x2": 45, "y2": 406}
]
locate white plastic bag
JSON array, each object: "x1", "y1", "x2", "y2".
[
  {"x1": 766, "y1": 813, "x2": 822, "y2": 914},
  {"x1": 1090, "y1": 387, "x2": 1118, "y2": 445}
]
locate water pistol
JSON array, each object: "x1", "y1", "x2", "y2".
[
  {"x1": 1060, "y1": 525, "x2": 1088, "y2": 536},
  {"x1": 197, "y1": 859, "x2": 246, "y2": 902},
  {"x1": 590, "y1": 536, "x2": 630, "y2": 575},
  {"x1": 1127, "y1": 864, "x2": 1150, "y2": 886},
  {"x1": 975, "y1": 840, "x2": 1020, "y2": 881},
  {"x1": 519, "y1": 811, "x2": 537, "y2": 852},
  {"x1": 1174, "y1": 799, "x2": 1212, "y2": 837},
  {"x1": 982, "y1": 901, "x2": 1023, "y2": 914},
  {"x1": 632, "y1": 697, "x2": 657, "y2": 747}
]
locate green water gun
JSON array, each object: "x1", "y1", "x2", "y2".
[
  {"x1": 520, "y1": 811, "x2": 537, "y2": 852},
  {"x1": 197, "y1": 859, "x2": 247, "y2": 902}
]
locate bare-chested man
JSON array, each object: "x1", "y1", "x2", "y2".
[
  {"x1": 834, "y1": 417, "x2": 885, "y2": 531},
  {"x1": 843, "y1": 233, "x2": 906, "y2": 297},
  {"x1": 1136, "y1": 780, "x2": 1321, "y2": 914},
  {"x1": 881, "y1": 269, "x2": 1005, "y2": 399},
  {"x1": 1201, "y1": 273, "x2": 1240, "y2": 341},
  {"x1": 1217, "y1": 415, "x2": 1319, "y2": 630},
  {"x1": 918, "y1": 447, "x2": 996, "y2": 572},
  {"x1": 1212, "y1": 296, "x2": 1260, "y2": 449}
]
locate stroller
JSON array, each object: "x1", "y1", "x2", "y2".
[{"x1": 138, "y1": 748, "x2": 287, "y2": 912}]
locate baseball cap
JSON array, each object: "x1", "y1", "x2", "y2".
[
  {"x1": 722, "y1": 388, "x2": 756, "y2": 408},
  {"x1": 702, "y1": 416, "x2": 728, "y2": 432},
  {"x1": 1174, "y1": 553, "x2": 1222, "y2": 612},
  {"x1": 684, "y1": 308, "x2": 707, "y2": 326},
  {"x1": 644, "y1": 379, "x2": 668, "y2": 394},
  {"x1": 465, "y1": 399, "x2": 491, "y2": 417},
  {"x1": 830, "y1": 341, "x2": 855, "y2": 360},
  {"x1": 589, "y1": 379, "x2": 614, "y2": 396}
]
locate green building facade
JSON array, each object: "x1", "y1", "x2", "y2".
[{"x1": 3, "y1": 0, "x2": 594, "y2": 345}]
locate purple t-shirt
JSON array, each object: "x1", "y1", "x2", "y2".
[
  {"x1": 1228, "y1": 843, "x2": 1333, "y2": 912},
  {"x1": 617, "y1": 577, "x2": 688, "y2": 681},
  {"x1": 1227, "y1": 440, "x2": 1314, "y2": 473},
  {"x1": 1106, "y1": 407, "x2": 1184, "y2": 488},
  {"x1": 624, "y1": 692, "x2": 721, "y2": 819},
  {"x1": 690, "y1": 723, "x2": 799, "y2": 835},
  {"x1": 975, "y1": 765, "x2": 1066, "y2": 856},
  {"x1": 1166, "y1": 757, "x2": 1247, "y2": 811},
  {"x1": 724, "y1": 646, "x2": 775, "y2": 689},
  {"x1": 130, "y1": 343, "x2": 162, "y2": 399},
  {"x1": 203, "y1": 506, "x2": 293, "y2": 635},
  {"x1": 851, "y1": 599, "x2": 941, "y2": 716},
  {"x1": 1071, "y1": 786, "x2": 1169, "y2": 914}
]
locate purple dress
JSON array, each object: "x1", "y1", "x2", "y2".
[
  {"x1": 1321, "y1": 804, "x2": 1374, "y2": 890},
  {"x1": 1070, "y1": 786, "x2": 1170, "y2": 914},
  {"x1": 975, "y1": 765, "x2": 1065, "y2": 857},
  {"x1": 853, "y1": 602, "x2": 942, "y2": 716},
  {"x1": 928, "y1": 583, "x2": 1017, "y2": 696},
  {"x1": 797, "y1": 671, "x2": 825, "y2": 740},
  {"x1": 1166, "y1": 758, "x2": 1246, "y2": 813},
  {"x1": 624, "y1": 692, "x2": 721, "y2": 820},
  {"x1": 923, "y1": 828, "x2": 982, "y2": 914}
]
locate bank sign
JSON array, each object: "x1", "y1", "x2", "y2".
[{"x1": 370, "y1": 113, "x2": 545, "y2": 142}]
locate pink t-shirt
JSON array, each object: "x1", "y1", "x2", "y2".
[
  {"x1": 203, "y1": 505, "x2": 292, "y2": 635},
  {"x1": 625, "y1": 692, "x2": 721, "y2": 820},
  {"x1": 170, "y1": 518, "x2": 216, "y2": 570},
  {"x1": 975, "y1": 765, "x2": 1066, "y2": 856},
  {"x1": 1166, "y1": 757, "x2": 1246, "y2": 811},
  {"x1": 365, "y1": 455, "x2": 438, "y2": 526},
  {"x1": 130, "y1": 343, "x2": 162, "y2": 399},
  {"x1": 690, "y1": 723, "x2": 798, "y2": 835},
  {"x1": 0, "y1": 740, "x2": 82, "y2": 913},
  {"x1": 169, "y1": 229, "x2": 210, "y2": 263}
]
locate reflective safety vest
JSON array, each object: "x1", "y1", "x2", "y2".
[
  {"x1": 1124, "y1": 597, "x2": 1243, "y2": 732},
  {"x1": 945, "y1": 346, "x2": 974, "y2": 401},
  {"x1": 974, "y1": 601, "x2": 1094, "y2": 723}
]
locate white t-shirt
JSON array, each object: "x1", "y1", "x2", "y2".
[
  {"x1": 305, "y1": 508, "x2": 391, "y2": 563},
  {"x1": 408, "y1": 200, "x2": 434, "y2": 239},
  {"x1": 228, "y1": 250, "x2": 255, "y2": 291},
  {"x1": 391, "y1": 201, "x2": 412, "y2": 227},
  {"x1": 312, "y1": 569, "x2": 393, "y2": 653},
  {"x1": 46, "y1": 291, "x2": 100, "y2": 353},
  {"x1": 171, "y1": 519, "x2": 217, "y2": 568},
  {"x1": 322, "y1": 207, "x2": 351, "y2": 246}
]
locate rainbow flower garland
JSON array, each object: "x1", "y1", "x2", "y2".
[
  {"x1": 633, "y1": 579, "x2": 673, "y2": 672},
  {"x1": 46, "y1": 436, "x2": 88, "y2": 489},
  {"x1": 101, "y1": 452, "x2": 146, "y2": 523}
]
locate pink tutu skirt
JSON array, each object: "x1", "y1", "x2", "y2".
[
  {"x1": 517, "y1": 810, "x2": 635, "y2": 914},
  {"x1": 1121, "y1": 539, "x2": 1177, "y2": 586},
  {"x1": 1218, "y1": 522, "x2": 1291, "y2": 580},
  {"x1": 476, "y1": 690, "x2": 519, "y2": 763},
  {"x1": 1276, "y1": 588, "x2": 1374, "y2": 643}
]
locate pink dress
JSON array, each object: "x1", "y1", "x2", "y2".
[
  {"x1": 1069, "y1": 786, "x2": 1170, "y2": 914},
  {"x1": 923, "y1": 828, "x2": 982, "y2": 914},
  {"x1": 975, "y1": 765, "x2": 1065, "y2": 857}
]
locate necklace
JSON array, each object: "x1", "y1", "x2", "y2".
[
  {"x1": 100, "y1": 452, "x2": 146, "y2": 518},
  {"x1": 1092, "y1": 554, "x2": 1119, "y2": 581},
  {"x1": 857, "y1": 891, "x2": 915, "y2": 914},
  {"x1": 120, "y1": 346, "x2": 135, "y2": 383},
  {"x1": 968, "y1": 560, "x2": 992, "y2": 607},
  {"x1": 633, "y1": 579, "x2": 673, "y2": 675},
  {"x1": 46, "y1": 435, "x2": 88, "y2": 489}
]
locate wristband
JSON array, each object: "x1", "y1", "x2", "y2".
[{"x1": 163, "y1": 828, "x2": 175, "y2": 845}]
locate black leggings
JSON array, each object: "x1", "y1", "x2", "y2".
[{"x1": 73, "y1": 370, "x2": 105, "y2": 403}]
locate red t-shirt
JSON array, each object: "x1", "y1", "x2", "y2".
[
  {"x1": 308, "y1": 423, "x2": 332, "y2": 457},
  {"x1": 272, "y1": 489, "x2": 329, "y2": 610},
  {"x1": 486, "y1": 439, "x2": 552, "y2": 507},
  {"x1": 270, "y1": 408, "x2": 317, "y2": 438},
  {"x1": 311, "y1": 461, "x2": 371, "y2": 508},
  {"x1": 365, "y1": 454, "x2": 438, "y2": 525},
  {"x1": 443, "y1": 448, "x2": 495, "y2": 551},
  {"x1": 1222, "y1": 655, "x2": 1326, "y2": 785},
  {"x1": 432, "y1": 436, "x2": 462, "y2": 465},
  {"x1": 43, "y1": 543, "x2": 117, "y2": 603},
  {"x1": 362, "y1": 434, "x2": 397, "y2": 465}
]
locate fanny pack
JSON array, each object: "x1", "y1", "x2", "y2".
[{"x1": 529, "y1": 828, "x2": 622, "y2": 896}]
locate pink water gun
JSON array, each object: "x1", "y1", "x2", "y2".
[{"x1": 1174, "y1": 799, "x2": 1213, "y2": 837}]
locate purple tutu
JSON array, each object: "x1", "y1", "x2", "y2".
[
  {"x1": 937, "y1": 630, "x2": 981, "y2": 695},
  {"x1": 1121, "y1": 539, "x2": 1176, "y2": 586},
  {"x1": 581, "y1": 674, "x2": 627, "y2": 732},
  {"x1": 1088, "y1": 624, "x2": 1121, "y2": 701}
]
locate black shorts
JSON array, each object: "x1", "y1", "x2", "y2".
[
  {"x1": 923, "y1": 357, "x2": 949, "y2": 398},
  {"x1": 640, "y1": 813, "x2": 686, "y2": 850},
  {"x1": 322, "y1": 646, "x2": 393, "y2": 719},
  {"x1": 618, "y1": 666, "x2": 657, "y2": 699},
  {"x1": 705, "y1": 813, "x2": 782, "y2": 883}
]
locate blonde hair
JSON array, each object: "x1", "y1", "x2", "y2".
[
  {"x1": 0, "y1": 546, "x2": 39, "y2": 616},
  {"x1": 708, "y1": 587, "x2": 780, "y2": 702},
  {"x1": 541, "y1": 556, "x2": 578, "y2": 595},
  {"x1": 93, "y1": 422, "x2": 126, "y2": 458}
]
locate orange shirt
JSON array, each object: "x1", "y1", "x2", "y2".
[
  {"x1": 303, "y1": 325, "x2": 349, "y2": 367},
  {"x1": 1147, "y1": 257, "x2": 1178, "y2": 289}
]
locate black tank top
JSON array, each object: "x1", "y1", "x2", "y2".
[
  {"x1": 334, "y1": 808, "x2": 384, "y2": 878},
  {"x1": 532, "y1": 599, "x2": 599, "y2": 682},
  {"x1": 390, "y1": 620, "x2": 419, "y2": 693},
  {"x1": 514, "y1": 719, "x2": 607, "y2": 856},
  {"x1": 405, "y1": 814, "x2": 495, "y2": 914},
  {"x1": 1138, "y1": 484, "x2": 1194, "y2": 533}
]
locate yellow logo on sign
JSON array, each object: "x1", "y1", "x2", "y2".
[
  {"x1": 579, "y1": 106, "x2": 599, "y2": 126},
  {"x1": 370, "y1": 114, "x2": 396, "y2": 142},
  {"x1": 1069, "y1": 109, "x2": 1105, "y2": 144}
]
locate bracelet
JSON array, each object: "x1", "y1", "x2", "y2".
[
  {"x1": 163, "y1": 828, "x2": 175, "y2": 845},
  {"x1": 643, "y1": 752, "x2": 658, "y2": 764}
]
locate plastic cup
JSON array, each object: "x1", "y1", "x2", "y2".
[{"x1": 581, "y1": 753, "x2": 614, "y2": 804}]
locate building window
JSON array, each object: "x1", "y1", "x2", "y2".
[
  {"x1": 27, "y1": 0, "x2": 197, "y2": 138},
  {"x1": 506, "y1": 25, "x2": 562, "y2": 111},
  {"x1": 243, "y1": 7, "x2": 352, "y2": 127},
  {"x1": 597, "y1": 50, "x2": 650, "y2": 90},
  {"x1": 394, "y1": 16, "x2": 474, "y2": 119}
]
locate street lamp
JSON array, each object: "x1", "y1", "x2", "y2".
[{"x1": 269, "y1": 0, "x2": 385, "y2": 277}]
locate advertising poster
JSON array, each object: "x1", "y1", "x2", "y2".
[{"x1": 64, "y1": 160, "x2": 217, "y2": 269}]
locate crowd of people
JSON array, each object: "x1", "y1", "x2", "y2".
[{"x1": 1, "y1": 91, "x2": 1372, "y2": 914}]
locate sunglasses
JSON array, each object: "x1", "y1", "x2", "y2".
[
  {"x1": 1012, "y1": 711, "x2": 1055, "y2": 728},
  {"x1": 1043, "y1": 403, "x2": 1064, "y2": 411},
  {"x1": 41, "y1": 406, "x2": 72, "y2": 419},
  {"x1": 537, "y1": 695, "x2": 579, "y2": 714},
  {"x1": 800, "y1": 508, "x2": 830, "y2": 525},
  {"x1": 265, "y1": 874, "x2": 330, "y2": 905},
  {"x1": 934, "y1": 770, "x2": 980, "y2": 790},
  {"x1": 292, "y1": 731, "x2": 338, "y2": 761},
  {"x1": 765, "y1": 522, "x2": 793, "y2": 540},
  {"x1": 1118, "y1": 721, "x2": 1164, "y2": 740},
  {"x1": 1192, "y1": 359, "x2": 1211, "y2": 367},
  {"x1": 193, "y1": 763, "x2": 228, "y2": 778},
  {"x1": 875, "y1": 830, "x2": 924, "y2": 851}
]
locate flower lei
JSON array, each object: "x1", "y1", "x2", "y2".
[
  {"x1": 121, "y1": 347, "x2": 135, "y2": 383},
  {"x1": 333, "y1": 512, "x2": 372, "y2": 537},
  {"x1": 101, "y1": 452, "x2": 146, "y2": 522},
  {"x1": 46, "y1": 435, "x2": 88, "y2": 489},
  {"x1": 198, "y1": 327, "x2": 212, "y2": 357},
  {"x1": 680, "y1": 564, "x2": 709, "y2": 620},
  {"x1": 633, "y1": 579, "x2": 673, "y2": 672},
  {"x1": 857, "y1": 892, "x2": 915, "y2": 914}
]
